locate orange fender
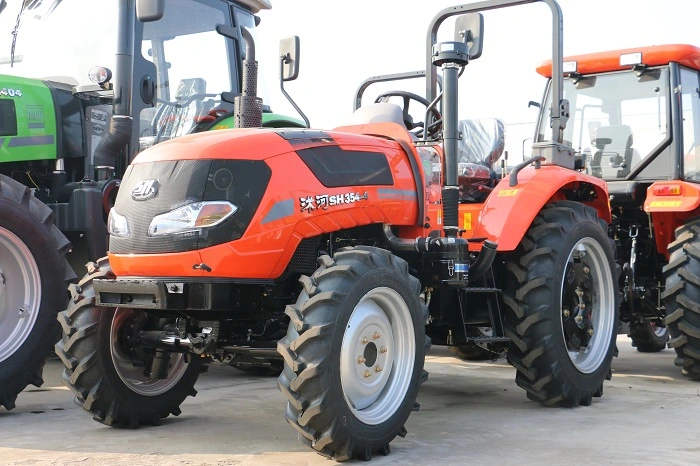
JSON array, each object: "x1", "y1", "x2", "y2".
[
  {"x1": 472, "y1": 166, "x2": 610, "y2": 252},
  {"x1": 644, "y1": 181, "x2": 700, "y2": 213}
]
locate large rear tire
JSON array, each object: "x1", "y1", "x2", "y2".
[
  {"x1": 663, "y1": 219, "x2": 700, "y2": 380},
  {"x1": 55, "y1": 258, "x2": 201, "y2": 426},
  {"x1": 0, "y1": 175, "x2": 75, "y2": 411},
  {"x1": 503, "y1": 201, "x2": 618, "y2": 406},
  {"x1": 278, "y1": 246, "x2": 429, "y2": 461},
  {"x1": 629, "y1": 321, "x2": 669, "y2": 352}
]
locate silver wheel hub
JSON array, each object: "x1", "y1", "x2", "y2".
[
  {"x1": 340, "y1": 287, "x2": 415, "y2": 425},
  {"x1": 0, "y1": 227, "x2": 41, "y2": 363},
  {"x1": 560, "y1": 237, "x2": 614, "y2": 374},
  {"x1": 110, "y1": 309, "x2": 189, "y2": 396}
]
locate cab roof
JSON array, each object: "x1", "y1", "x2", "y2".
[
  {"x1": 235, "y1": 0, "x2": 272, "y2": 13},
  {"x1": 536, "y1": 44, "x2": 700, "y2": 77}
]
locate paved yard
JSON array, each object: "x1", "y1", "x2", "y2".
[{"x1": 1, "y1": 336, "x2": 698, "y2": 465}]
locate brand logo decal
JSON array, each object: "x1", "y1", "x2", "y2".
[
  {"x1": 132, "y1": 179, "x2": 160, "y2": 201},
  {"x1": 299, "y1": 192, "x2": 368, "y2": 212}
]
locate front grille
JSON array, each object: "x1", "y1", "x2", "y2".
[{"x1": 110, "y1": 159, "x2": 271, "y2": 254}]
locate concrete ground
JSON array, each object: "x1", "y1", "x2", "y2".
[{"x1": 1, "y1": 335, "x2": 699, "y2": 466}]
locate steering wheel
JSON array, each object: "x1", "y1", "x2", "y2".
[{"x1": 374, "y1": 91, "x2": 442, "y2": 137}]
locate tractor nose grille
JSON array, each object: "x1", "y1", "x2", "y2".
[{"x1": 109, "y1": 159, "x2": 271, "y2": 254}]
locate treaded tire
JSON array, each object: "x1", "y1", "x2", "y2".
[
  {"x1": 503, "y1": 201, "x2": 619, "y2": 407},
  {"x1": 55, "y1": 258, "x2": 201, "y2": 426},
  {"x1": 663, "y1": 219, "x2": 700, "y2": 380},
  {"x1": 0, "y1": 175, "x2": 75, "y2": 411},
  {"x1": 629, "y1": 322, "x2": 669, "y2": 353},
  {"x1": 278, "y1": 246, "x2": 429, "y2": 461}
]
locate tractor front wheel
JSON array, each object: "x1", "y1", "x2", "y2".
[
  {"x1": 278, "y1": 246, "x2": 429, "y2": 461},
  {"x1": 55, "y1": 258, "x2": 201, "y2": 426},
  {"x1": 503, "y1": 201, "x2": 618, "y2": 406},
  {"x1": 663, "y1": 219, "x2": 700, "y2": 380},
  {"x1": 629, "y1": 321, "x2": 669, "y2": 352},
  {"x1": 0, "y1": 175, "x2": 74, "y2": 411}
]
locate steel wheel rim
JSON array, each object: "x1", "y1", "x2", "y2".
[
  {"x1": 651, "y1": 322, "x2": 668, "y2": 338},
  {"x1": 0, "y1": 227, "x2": 41, "y2": 363},
  {"x1": 560, "y1": 237, "x2": 615, "y2": 374},
  {"x1": 340, "y1": 287, "x2": 415, "y2": 425},
  {"x1": 110, "y1": 309, "x2": 188, "y2": 396}
]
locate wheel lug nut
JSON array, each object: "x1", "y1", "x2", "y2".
[
  {"x1": 373, "y1": 332, "x2": 381, "y2": 340},
  {"x1": 575, "y1": 315, "x2": 583, "y2": 324},
  {"x1": 375, "y1": 365, "x2": 383, "y2": 373},
  {"x1": 579, "y1": 303, "x2": 586, "y2": 310},
  {"x1": 361, "y1": 337, "x2": 369, "y2": 344},
  {"x1": 583, "y1": 266, "x2": 590, "y2": 274},
  {"x1": 379, "y1": 346, "x2": 387, "y2": 354},
  {"x1": 588, "y1": 328, "x2": 595, "y2": 336},
  {"x1": 357, "y1": 356, "x2": 365, "y2": 364},
  {"x1": 563, "y1": 308, "x2": 570, "y2": 317},
  {"x1": 363, "y1": 370, "x2": 372, "y2": 378}
]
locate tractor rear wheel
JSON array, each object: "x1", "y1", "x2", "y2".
[
  {"x1": 503, "y1": 201, "x2": 618, "y2": 406},
  {"x1": 663, "y1": 219, "x2": 700, "y2": 380},
  {"x1": 629, "y1": 321, "x2": 669, "y2": 352},
  {"x1": 0, "y1": 175, "x2": 74, "y2": 411},
  {"x1": 278, "y1": 246, "x2": 429, "y2": 461},
  {"x1": 55, "y1": 258, "x2": 201, "y2": 426}
]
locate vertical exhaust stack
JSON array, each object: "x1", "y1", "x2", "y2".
[{"x1": 235, "y1": 28, "x2": 263, "y2": 128}]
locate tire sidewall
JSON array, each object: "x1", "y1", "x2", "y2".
[
  {"x1": 325, "y1": 266, "x2": 424, "y2": 444},
  {"x1": 0, "y1": 197, "x2": 65, "y2": 373},
  {"x1": 548, "y1": 216, "x2": 618, "y2": 391}
]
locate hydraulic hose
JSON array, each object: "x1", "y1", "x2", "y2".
[{"x1": 93, "y1": 115, "x2": 133, "y2": 179}]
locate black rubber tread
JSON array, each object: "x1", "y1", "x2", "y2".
[
  {"x1": 278, "y1": 246, "x2": 429, "y2": 461},
  {"x1": 662, "y1": 219, "x2": 700, "y2": 380},
  {"x1": 502, "y1": 201, "x2": 619, "y2": 407},
  {"x1": 629, "y1": 322, "x2": 669, "y2": 353},
  {"x1": 55, "y1": 258, "x2": 201, "y2": 426},
  {"x1": 0, "y1": 175, "x2": 76, "y2": 411}
]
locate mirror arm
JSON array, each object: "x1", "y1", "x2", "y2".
[
  {"x1": 422, "y1": 92, "x2": 443, "y2": 142},
  {"x1": 279, "y1": 56, "x2": 310, "y2": 128}
]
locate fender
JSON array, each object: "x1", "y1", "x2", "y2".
[
  {"x1": 472, "y1": 166, "x2": 610, "y2": 252},
  {"x1": 644, "y1": 181, "x2": 700, "y2": 258}
]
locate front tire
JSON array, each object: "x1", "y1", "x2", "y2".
[
  {"x1": 0, "y1": 175, "x2": 75, "y2": 411},
  {"x1": 663, "y1": 219, "x2": 700, "y2": 380},
  {"x1": 55, "y1": 258, "x2": 201, "y2": 426},
  {"x1": 629, "y1": 321, "x2": 669, "y2": 352},
  {"x1": 503, "y1": 201, "x2": 618, "y2": 406},
  {"x1": 278, "y1": 247, "x2": 429, "y2": 461}
]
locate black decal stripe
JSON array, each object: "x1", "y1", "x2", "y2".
[
  {"x1": 297, "y1": 145, "x2": 393, "y2": 188},
  {"x1": 274, "y1": 129, "x2": 333, "y2": 146},
  {"x1": 7, "y1": 135, "x2": 55, "y2": 147}
]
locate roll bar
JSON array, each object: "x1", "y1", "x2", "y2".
[{"x1": 425, "y1": 0, "x2": 566, "y2": 145}]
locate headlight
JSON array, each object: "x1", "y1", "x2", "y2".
[
  {"x1": 108, "y1": 209, "x2": 130, "y2": 237},
  {"x1": 148, "y1": 201, "x2": 238, "y2": 237}
]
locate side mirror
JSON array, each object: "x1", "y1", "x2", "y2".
[
  {"x1": 136, "y1": 0, "x2": 164, "y2": 22},
  {"x1": 454, "y1": 13, "x2": 483, "y2": 59},
  {"x1": 0, "y1": 0, "x2": 8, "y2": 16},
  {"x1": 279, "y1": 36, "x2": 300, "y2": 82}
]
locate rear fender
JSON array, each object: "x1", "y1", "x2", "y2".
[
  {"x1": 644, "y1": 181, "x2": 700, "y2": 258},
  {"x1": 472, "y1": 166, "x2": 610, "y2": 252}
]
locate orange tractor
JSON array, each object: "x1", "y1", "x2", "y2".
[
  {"x1": 534, "y1": 44, "x2": 700, "y2": 378},
  {"x1": 57, "y1": 0, "x2": 618, "y2": 461}
]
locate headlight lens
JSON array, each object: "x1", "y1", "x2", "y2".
[
  {"x1": 108, "y1": 209, "x2": 130, "y2": 237},
  {"x1": 148, "y1": 201, "x2": 238, "y2": 237}
]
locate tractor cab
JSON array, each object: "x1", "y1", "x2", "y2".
[{"x1": 535, "y1": 45, "x2": 700, "y2": 187}]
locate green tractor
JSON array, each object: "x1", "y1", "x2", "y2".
[{"x1": 0, "y1": 0, "x2": 304, "y2": 411}]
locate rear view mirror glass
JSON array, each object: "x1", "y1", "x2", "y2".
[
  {"x1": 454, "y1": 13, "x2": 484, "y2": 59},
  {"x1": 279, "y1": 36, "x2": 300, "y2": 82}
]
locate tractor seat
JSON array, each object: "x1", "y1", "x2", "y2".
[
  {"x1": 591, "y1": 125, "x2": 634, "y2": 179},
  {"x1": 350, "y1": 103, "x2": 407, "y2": 129},
  {"x1": 457, "y1": 118, "x2": 505, "y2": 203},
  {"x1": 159, "y1": 77, "x2": 208, "y2": 140}
]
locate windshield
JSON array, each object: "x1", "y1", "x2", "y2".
[
  {"x1": 0, "y1": 1, "x2": 117, "y2": 85},
  {"x1": 537, "y1": 69, "x2": 670, "y2": 180}
]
